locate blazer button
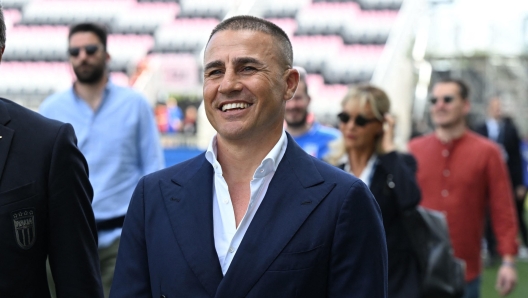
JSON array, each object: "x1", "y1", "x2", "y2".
[{"x1": 161, "y1": 295, "x2": 167, "y2": 298}]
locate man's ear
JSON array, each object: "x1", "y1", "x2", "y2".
[
  {"x1": 463, "y1": 99, "x2": 471, "y2": 116},
  {"x1": 284, "y1": 68, "x2": 300, "y2": 101},
  {"x1": 0, "y1": 46, "x2": 4, "y2": 63}
]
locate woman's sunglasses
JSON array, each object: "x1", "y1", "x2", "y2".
[
  {"x1": 337, "y1": 112, "x2": 379, "y2": 127},
  {"x1": 68, "y1": 45, "x2": 100, "y2": 57}
]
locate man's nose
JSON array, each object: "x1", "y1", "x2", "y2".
[
  {"x1": 218, "y1": 69, "x2": 242, "y2": 94},
  {"x1": 436, "y1": 99, "x2": 448, "y2": 108},
  {"x1": 74, "y1": 49, "x2": 89, "y2": 61}
]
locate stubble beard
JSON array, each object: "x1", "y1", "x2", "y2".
[
  {"x1": 434, "y1": 114, "x2": 465, "y2": 130},
  {"x1": 74, "y1": 61, "x2": 106, "y2": 84},
  {"x1": 285, "y1": 110, "x2": 308, "y2": 129}
]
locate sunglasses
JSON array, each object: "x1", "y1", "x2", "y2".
[
  {"x1": 337, "y1": 112, "x2": 379, "y2": 127},
  {"x1": 68, "y1": 45, "x2": 100, "y2": 57},
  {"x1": 430, "y1": 96, "x2": 454, "y2": 105}
]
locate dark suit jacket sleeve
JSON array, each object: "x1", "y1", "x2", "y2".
[
  {"x1": 47, "y1": 124, "x2": 103, "y2": 297},
  {"x1": 328, "y1": 180, "x2": 388, "y2": 297},
  {"x1": 474, "y1": 123, "x2": 487, "y2": 137},
  {"x1": 111, "y1": 177, "x2": 152, "y2": 297},
  {"x1": 504, "y1": 120, "x2": 524, "y2": 188},
  {"x1": 377, "y1": 152, "x2": 421, "y2": 211}
]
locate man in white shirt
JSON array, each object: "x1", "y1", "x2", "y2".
[{"x1": 111, "y1": 15, "x2": 387, "y2": 298}]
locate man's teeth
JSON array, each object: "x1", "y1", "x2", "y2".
[{"x1": 221, "y1": 102, "x2": 249, "y2": 112}]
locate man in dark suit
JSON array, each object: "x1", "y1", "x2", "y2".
[
  {"x1": 0, "y1": 6, "x2": 103, "y2": 297},
  {"x1": 111, "y1": 16, "x2": 388, "y2": 297},
  {"x1": 475, "y1": 97, "x2": 527, "y2": 259}
]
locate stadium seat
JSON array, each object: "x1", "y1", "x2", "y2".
[
  {"x1": 108, "y1": 34, "x2": 155, "y2": 71},
  {"x1": 322, "y1": 45, "x2": 384, "y2": 84},
  {"x1": 0, "y1": 62, "x2": 72, "y2": 95},
  {"x1": 296, "y1": 2, "x2": 360, "y2": 36},
  {"x1": 112, "y1": 2, "x2": 179, "y2": 34},
  {"x1": 2, "y1": 26, "x2": 69, "y2": 61},
  {"x1": 154, "y1": 18, "x2": 219, "y2": 53},
  {"x1": 21, "y1": 0, "x2": 134, "y2": 25},
  {"x1": 358, "y1": 0, "x2": 403, "y2": 11},
  {"x1": 259, "y1": 0, "x2": 310, "y2": 18},
  {"x1": 266, "y1": 18, "x2": 297, "y2": 37},
  {"x1": 1, "y1": 0, "x2": 34, "y2": 10},
  {"x1": 341, "y1": 10, "x2": 398, "y2": 44},
  {"x1": 146, "y1": 53, "x2": 200, "y2": 91},
  {"x1": 291, "y1": 35, "x2": 344, "y2": 73},
  {"x1": 109, "y1": 71, "x2": 130, "y2": 86},
  {"x1": 3, "y1": 9, "x2": 21, "y2": 29},
  {"x1": 178, "y1": 0, "x2": 228, "y2": 19}
]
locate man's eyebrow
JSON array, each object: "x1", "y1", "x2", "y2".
[
  {"x1": 233, "y1": 57, "x2": 264, "y2": 66},
  {"x1": 204, "y1": 57, "x2": 264, "y2": 71},
  {"x1": 204, "y1": 60, "x2": 224, "y2": 71}
]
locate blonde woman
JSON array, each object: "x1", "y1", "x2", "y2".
[{"x1": 327, "y1": 84, "x2": 422, "y2": 298}]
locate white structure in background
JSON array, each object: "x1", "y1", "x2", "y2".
[
  {"x1": 423, "y1": 0, "x2": 528, "y2": 136},
  {"x1": 427, "y1": 0, "x2": 528, "y2": 56},
  {"x1": 371, "y1": 0, "x2": 427, "y2": 150}
]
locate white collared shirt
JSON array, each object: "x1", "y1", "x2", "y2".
[
  {"x1": 486, "y1": 118, "x2": 500, "y2": 142},
  {"x1": 344, "y1": 153, "x2": 378, "y2": 188},
  {"x1": 205, "y1": 131, "x2": 288, "y2": 275}
]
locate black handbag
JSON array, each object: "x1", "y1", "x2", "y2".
[{"x1": 403, "y1": 206, "x2": 466, "y2": 298}]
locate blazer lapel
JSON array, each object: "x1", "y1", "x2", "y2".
[
  {"x1": 0, "y1": 101, "x2": 14, "y2": 184},
  {"x1": 160, "y1": 155, "x2": 223, "y2": 297},
  {"x1": 215, "y1": 137, "x2": 336, "y2": 297}
]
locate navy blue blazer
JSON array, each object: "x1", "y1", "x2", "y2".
[
  {"x1": 111, "y1": 135, "x2": 388, "y2": 298},
  {"x1": 0, "y1": 98, "x2": 102, "y2": 297}
]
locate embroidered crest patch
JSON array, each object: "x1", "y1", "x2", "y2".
[{"x1": 12, "y1": 208, "x2": 36, "y2": 249}]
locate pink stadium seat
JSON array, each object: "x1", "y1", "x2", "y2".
[
  {"x1": 3, "y1": 9, "x2": 21, "y2": 29},
  {"x1": 307, "y1": 2, "x2": 361, "y2": 13},
  {"x1": 154, "y1": 18, "x2": 219, "y2": 52},
  {"x1": 0, "y1": 62, "x2": 73, "y2": 95},
  {"x1": 112, "y1": 2, "x2": 180, "y2": 34},
  {"x1": 2, "y1": 26, "x2": 69, "y2": 60},
  {"x1": 306, "y1": 74, "x2": 325, "y2": 89},
  {"x1": 266, "y1": 18, "x2": 297, "y2": 37},
  {"x1": 108, "y1": 35, "x2": 155, "y2": 52},
  {"x1": 22, "y1": 0, "x2": 134, "y2": 24},
  {"x1": 146, "y1": 53, "x2": 199, "y2": 88},
  {"x1": 128, "y1": 2, "x2": 179, "y2": 16},
  {"x1": 110, "y1": 72, "x2": 130, "y2": 87}
]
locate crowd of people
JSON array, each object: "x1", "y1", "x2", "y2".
[
  {"x1": 1, "y1": 5, "x2": 527, "y2": 298},
  {"x1": 154, "y1": 97, "x2": 199, "y2": 135}
]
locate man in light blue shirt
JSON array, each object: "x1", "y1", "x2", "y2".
[
  {"x1": 285, "y1": 66, "x2": 340, "y2": 160},
  {"x1": 40, "y1": 23, "x2": 164, "y2": 297}
]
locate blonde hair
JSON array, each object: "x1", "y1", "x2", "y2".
[{"x1": 325, "y1": 84, "x2": 391, "y2": 165}]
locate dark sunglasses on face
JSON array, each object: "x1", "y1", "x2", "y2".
[
  {"x1": 430, "y1": 96, "x2": 454, "y2": 105},
  {"x1": 68, "y1": 44, "x2": 100, "y2": 57},
  {"x1": 337, "y1": 112, "x2": 379, "y2": 127}
]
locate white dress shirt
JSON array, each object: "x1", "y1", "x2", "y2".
[
  {"x1": 486, "y1": 118, "x2": 500, "y2": 142},
  {"x1": 205, "y1": 131, "x2": 288, "y2": 275},
  {"x1": 344, "y1": 153, "x2": 378, "y2": 188},
  {"x1": 486, "y1": 118, "x2": 508, "y2": 161}
]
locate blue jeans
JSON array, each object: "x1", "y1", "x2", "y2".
[{"x1": 462, "y1": 276, "x2": 481, "y2": 298}]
